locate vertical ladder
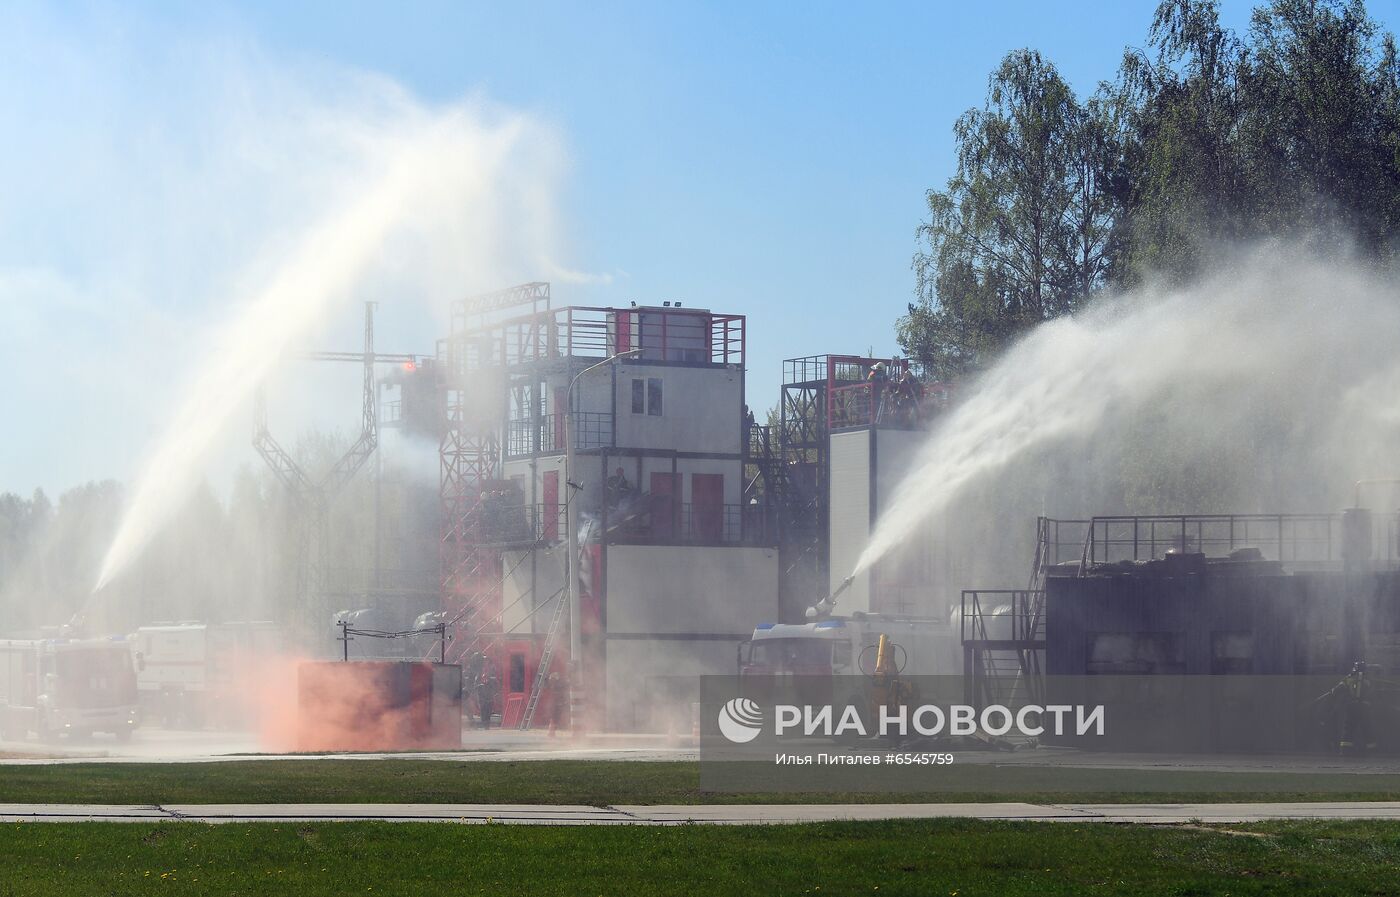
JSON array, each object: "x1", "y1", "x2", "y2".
[{"x1": 519, "y1": 590, "x2": 568, "y2": 730}]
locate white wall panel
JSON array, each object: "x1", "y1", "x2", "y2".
[
  {"x1": 828, "y1": 430, "x2": 871, "y2": 613},
  {"x1": 605, "y1": 545, "x2": 778, "y2": 635}
]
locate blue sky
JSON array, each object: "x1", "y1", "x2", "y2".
[{"x1": 5, "y1": 0, "x2": 1397, "y2": 495}]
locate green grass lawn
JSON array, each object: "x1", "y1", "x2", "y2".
[
  {"x1": 2, "y1": 759, "x2": 1400, "y2": 805},
  {"x1": 1, "y1": 818, "x2": 1398, "y2": 896}
]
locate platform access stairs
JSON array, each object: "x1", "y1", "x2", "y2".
[
  {"x1": 747, "y1": 421, "x2": 828, "y2": 620},
  {"x1": 519, "y1": 587, "x2": 568, "y2": 730},
  {"x1": 962, "y1": 517, "x2": 1086, "y2": 714}
]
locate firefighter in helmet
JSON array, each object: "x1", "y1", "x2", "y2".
[
  {"x1": 605, "y1": 466, "x2": 633, "y2": 509},
  {"x1": 1318, "y1": 661, "x2": 1377, "y2": 755},
  {"x1": 867, "y1": 362, "x2": 889, "y2": 423},
  {"x1": 475, "y1": 659, "x2": 499, "y2": 730}
]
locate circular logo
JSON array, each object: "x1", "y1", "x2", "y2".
[{"x1": 717, "y1": 697, "x2": 764, "y2": 743}]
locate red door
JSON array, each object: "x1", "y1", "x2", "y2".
[
  {"x1": 649, "y1": 473, "x2": 676, "y2": 539},
  {"x1": 542, "y1": 470, "x2": 559, "y2": 541},
  {"x1": 692, "y1": 474, "x2": 723, "y2": 542}
]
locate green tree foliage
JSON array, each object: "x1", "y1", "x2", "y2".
[
  {"x1": 903, "y1": 0, "x2": 1400, "y2": 373},
  {"x1": 905, "y1": 50, "x2": 1125, "y2": 378},
  {"x1": 1240, "y1": 0, "x2": 1400, "y2": 253}
]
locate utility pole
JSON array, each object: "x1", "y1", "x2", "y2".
[{"x1": 565, "y1": 348, "x2": 640, "y2": 732}]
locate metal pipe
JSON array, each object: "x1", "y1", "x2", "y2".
[{"x1": 805, "y1": 574, "x2": 855, "y2": 619}]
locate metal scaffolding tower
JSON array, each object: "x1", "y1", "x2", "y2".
[
  {"x1": 436, "y1": 284, "x2": 553, "y2": 662},
  {"x1": 774, "y1": 355, "x2": 897, "y2": 620},
  {"x1": 252, "y1": 301, "x2": 416, "y2": 649}
]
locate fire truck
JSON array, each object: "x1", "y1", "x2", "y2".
[
  {"x1": 739, "y1": 614, "x2": 962, "y2": 679},
  {"x1": 133, "y1": 622, "x2": 280, "y2": 728},
  {"x1": 0, "y1": 637, "x2": 140, "y2": 741}
]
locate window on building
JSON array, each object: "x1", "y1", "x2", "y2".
[
  {"x1": 509, "y1": 653, "x2": 526, "y2": 694},
  {"x1": 1086, "y1": 632, "x2": 1185, "y2": 675},
  {"x1": 631, "y1": 379, "x2": 645, "y2": 414},
  {"x1": 647, "y1": 377, "x2": 663, "y2": 416},
  {"x1": 1211, "y1": 632, "x2": 1254, "y2": 674}
]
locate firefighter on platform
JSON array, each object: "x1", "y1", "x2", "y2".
[
  {"x1": 891, "y1": 368, "x2": 924, "y2": 426},
  {"x1": 605, "y1": 466, "x2": 633, "y2": 509},
  {"x1": 867, "y1": 362, "x2": 889, "y2": 423}
]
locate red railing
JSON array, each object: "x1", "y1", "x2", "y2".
[
  {"x1": 824, "y1": 356, "x2": 907, "y2": 430},
  {"x1": 710, "y1": 313, "x2": 744, "y2": 365}
]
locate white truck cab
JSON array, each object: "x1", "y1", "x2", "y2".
[{"x1": 739, "y1": 613, "x2": 962, "y2": 678}]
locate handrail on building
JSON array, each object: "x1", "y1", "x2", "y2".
[
  {"x1": 441, "y1": 304, "x2": 746, "y2": 371},
  {"x1": 959, "y1": 590, "x2": 1044, "y2": 646},
  {"x1": 1073, "y1": 511, "x2": 1400, "y2": 567}
]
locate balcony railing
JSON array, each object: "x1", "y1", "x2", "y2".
[
  {"x1": 608, "y1": 501, "x2": 771, "y2": 547},
  {"x1": 467, "y1": 496, "x2": 773, "y2": 548},
  {"x1": 469, "y1": 502, "x2": 567, "y2": 546},
  {"x1": 505, "y1": 412, "x2": 613, "y2": 458}
]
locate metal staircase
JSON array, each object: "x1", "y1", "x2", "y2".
[
  {"x1": 520, "y1": 590, "x2": 568, "y2": 730},
  {"x1": 962, "y1": 589, "x2": 1042, "y2": 709},
  {"x1": 961, "y1": 517, "x2": 1088, "y2": 713},
  {"x1": 962, "y1": 520, "x2": 1054, "y2": 711}
]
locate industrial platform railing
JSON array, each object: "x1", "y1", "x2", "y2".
[
  {"x1": 1082, "y1": 513, "x2": 1393, "y2": 567},
  {"x1": 959, "y1": 589, "x2": 1044, "y2": 646},
  {"x1": 959, "y1": 589, "x2": 1046, "y2": 709},
  {"x1": 827, "y1": 377, "x2": 951, "y2": 432}
]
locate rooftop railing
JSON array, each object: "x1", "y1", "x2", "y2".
[
  {"x1": 1083, "y1": 512, "x2": 1400, "y2": 567},
  {"x1": 827, "y1": 380, "x2": 946, "y2": 431},
  {"x1": 443, "y1": 306, "x2": 745, "y2": 371}
]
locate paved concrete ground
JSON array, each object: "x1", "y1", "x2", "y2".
[
  {"x1": 6, "y1": 729, "x2": 1400, "y2": 777},
  {"x1": 0, "y1": 728, "x2": 697, "y2": 764},
  {"x1": 3, "y1": 802, "x2": 1400, "y2": 825}
]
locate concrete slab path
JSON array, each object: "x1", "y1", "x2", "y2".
[{"x1": 2, "y1": 801, "x2": 1400, "y2": 825}]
